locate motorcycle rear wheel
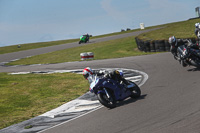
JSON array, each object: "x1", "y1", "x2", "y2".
[{"x1": 97, "y1": 92, "x2": 116, "y2": 109}]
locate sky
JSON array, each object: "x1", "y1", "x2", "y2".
[{"x1": 0, "y1": 0, "x2": 200, "y2": 47}]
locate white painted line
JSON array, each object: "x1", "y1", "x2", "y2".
[
  {"x1": 37, "y1": 106, "x2": 103, "y2": 133},
  {"x1": 129, "y1": 79, "x2": 141, "y2": 82},
  {"x1": 5, "y1": 68, "x2": 148, "y2": 133}
]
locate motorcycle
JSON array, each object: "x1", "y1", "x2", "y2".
[
  {"x1": 177, "y1": 40, "x2": 200, "y2": 68},
  {"x1": 90, "y1": 71, "x2": 141, "y2": 108},
  {"x1": 79, "y1": 35, "x2": 89, "y2": 44}
]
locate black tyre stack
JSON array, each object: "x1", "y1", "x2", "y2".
[
  {"x1": 155, "y1": 40, "x2": 165, "y2": 52},
  {"x1": 150, "y1": 41, "x2": 155, "y2": 52},
  {"x1": 144, "y1": 41, "x2": 150, "y2": 52},
  {"x1": 164, "y1": 40, "x2": 170, "y2": 52},
  {"x1": 135, "y1": 37, "x2": 197, "y2": 52},
  {"x1": 135, "y1": 37, "x2": 170, "y2": 52}
]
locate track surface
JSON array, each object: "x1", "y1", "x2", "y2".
[{"x1": 1, "y1": 29, "x2": 200, "y2": 133}]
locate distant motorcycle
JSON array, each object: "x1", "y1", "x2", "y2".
[
  {"x1": 177, "y1": 40, "x2": 200, "y2": 68},
  {"x1": 79, "y1": 35, "x2": 89, "y2": 44},
  {"x1": 90, "y1": 71, "x2": 141, "y2": 108}
]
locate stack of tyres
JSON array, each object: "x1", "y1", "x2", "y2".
[
  {"x1": 144, "y1": 41, "x2": 150, "y2": 52},
  {"x1": 159, "y1": 40, "x2": 165, "y2": 52},
  {"x1": 135, "y1": 37, "x2": 170, "y2": 52},
  {"x1": 135, "y1": 37, "x2": 197, "y2": 53},
  {"x1": 135, "y1": 38, "x2": 143, "y2": 51},
  {"x1": 150, "y1": 41, "x2": 156, "y2": 52},
  {"x1": 164, "y1": 40, "x2": 170, "y2": 52},
  {"x1": 154, "y1": 40, "x2": 159, "y2": 52},
  {"x1": 155, "y1": 40, "x2": 165, "y2": 52}
]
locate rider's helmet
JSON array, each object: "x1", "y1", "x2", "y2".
[
  {"x1": 168, "y1": 36, "x2": 177, "y2": 46},
  {"x1": 83, "y1": 67, "x2": 93, "y2": 80},
  {"x1": 195, "y1": 23, "x2": 200, "y2": 28}
]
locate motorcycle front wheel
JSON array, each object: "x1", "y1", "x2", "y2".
[
  {"x1": 97, "y1": 92, "x2": 116, "y2": 109},
  {"x1": 129, "y1": 83, "x2": 141, "y2": 99},
  {"x1": 181, "y1": 60, "x2": 188, "y2": 67}
]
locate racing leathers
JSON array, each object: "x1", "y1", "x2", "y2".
[{"x1": 169, "y1": 39, "x2": 188, "y2": 59}]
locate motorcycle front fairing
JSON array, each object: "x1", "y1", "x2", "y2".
[
  {"x1": 80, "y1": 35, "x2": 86, "y2": 42},
  {"x1": 177, "y1": 45, "x2": 187, "y2": 58},
  {"x1": 92, "y1": 78, "x2": 120, "y2": 98},
  {"x1": 91, "y1": 78, "x2": 132, "y2": 101}
]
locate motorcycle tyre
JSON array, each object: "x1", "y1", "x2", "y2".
[
  {"x1": 190, "y1": 60, "x2": 200, "y2": 68},
  {"x1": 181, "y1": 60, "x2": 187, "y2": 67},
  {"x1": 129, "y1": 83, "x2": 141, "y2": 99},
  {"x1": 79, "y1": 41, "x2": 81, "y2": 44},
  {"x1": 97, "y1": 92, "x2": 116, "y2": 109}
]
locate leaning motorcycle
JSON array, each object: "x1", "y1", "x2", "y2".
[
  {"x1": 79, "y1": 35, "x2": 89, "y2": 44},
  {"x1": 90, "y1": 72, "x2": 141, "y2": 108},
  {"x1": 177, "y1": 42, "x2": 200, "y2": 68}
]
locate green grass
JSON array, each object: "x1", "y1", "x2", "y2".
[
  {"x1": 0, "y1": 72, "x2": 89, "y2": 129},
  {"x1": 137, "y1": 18, "x2": 200, "y2": 41},
  {"x1": 0, "y1": 28, "x2": 145, "y2": 55},
  {"x1": 6, "y1": 36, "x2": 157, "y2": 66},
  {"x1": 0, "y1": 39, "x2": 79, "y2": 55}
]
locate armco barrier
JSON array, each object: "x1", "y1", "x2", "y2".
[{"x1": 135, "y1": 37, "x2": 197, "y2": 52}]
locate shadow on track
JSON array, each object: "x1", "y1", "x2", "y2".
[
  {"x1": 112, "y1": 94, "x2": 147, "y2": 109},
  {"x1": 187, "y1": 67, "x2": 200, "y2": 72}
]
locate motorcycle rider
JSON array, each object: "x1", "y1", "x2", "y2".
[
  {"x1": 169, "y1": 36, "x2": 200, "y2": 58},
  {"x1": 168, "y1": 36, "x2": 187, "y2": 59},
  {"x1": 195, "y1": 23, "x2": 200, "y2": 44},
  {"x1": 83, "y1": 33, "x2": 90, "y2": 42},
  {"x1": 195, "y1": 23, "x2": 200, "y2": 38},
  {"x1": 82, "y1": 67, "x2": 129, "y2": 93}
]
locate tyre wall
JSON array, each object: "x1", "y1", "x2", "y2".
[{"x1": 135, "y1": 37, "x2": 197, "y2": 52}]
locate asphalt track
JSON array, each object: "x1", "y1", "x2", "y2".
[{"x1": 1, "y1": 29, "x2": 200, "y2": 133}]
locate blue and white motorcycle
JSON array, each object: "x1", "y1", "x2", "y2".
[{"x1": 90, "y1": 71, "x2": 141, "y2": 108}]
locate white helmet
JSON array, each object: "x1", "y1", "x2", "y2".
[
  {"x1": 83, "y1": 67, "x2": 93, "y2": 80},
  {"x1": 169, "y1": 36, "x2": 176, "y2": 43},
  {"x1": 195, "y1": 23, "x2": 200, "y2": 28}
]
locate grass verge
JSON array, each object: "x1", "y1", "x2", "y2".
[
  {"x1": 0, "y1": 28, "x2": 145, "y2": 55},
  {"x1": 0, "y1": 72, "x2": 89, "y2": 129},
  {"x1": 0, "y1": 39, "x2": 79, "y2": 55},
  {"x1": 137, "y1": 18, "x2": 200, "y2": 40},
  {"x1": 6, "y1": 36, "x2": 158, "y2": 66}
]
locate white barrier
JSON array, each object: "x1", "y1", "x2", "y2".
[{"x1": 80, "y1": 52, "x2": 94, "y2": 60}]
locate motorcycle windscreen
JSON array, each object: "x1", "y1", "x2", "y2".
[{"x1": 177, "y1": 45, "x2": 186, "y2": 54}]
